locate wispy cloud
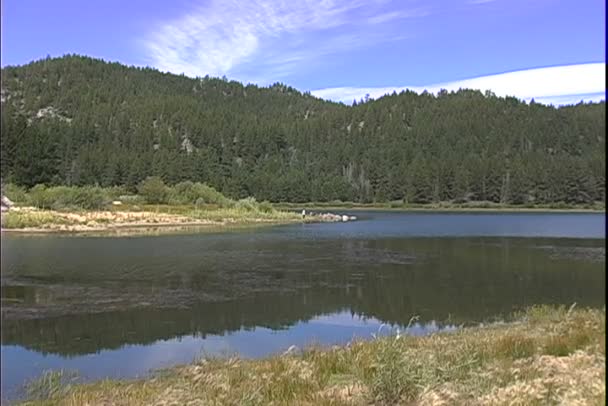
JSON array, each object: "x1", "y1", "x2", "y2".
[
  {"x1": 141, "y1": 0, "x2": 429, "y2": 82},
  {"x1": 311, "y1": 63, "x2": 606, "y2": 106}
]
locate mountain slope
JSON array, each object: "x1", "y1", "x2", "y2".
[{"x1": 1, "y1": 55, "x2": 605, "y2": 204}]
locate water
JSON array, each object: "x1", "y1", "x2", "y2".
[{"x1": 1, "y1": 211, "x2": 605, "y2": 401}]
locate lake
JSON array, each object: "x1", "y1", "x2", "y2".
[{"x1": 1, "y1": 211, "x2": 605, "y2": 401}]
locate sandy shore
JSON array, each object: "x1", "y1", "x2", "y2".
[{"x1": 0, "y1": 207, "x2": 345, "y2": 235}]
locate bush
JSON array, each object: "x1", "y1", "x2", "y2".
[
  {"x1": 388, "y1": 200, "x2": 404, "y2": 208},
  {"x1": 169, "y1": 181, "x2": 196, "y2": 204},
  {"x1": 3, "y1": 183, "x2": 28, "y2": 204},
  {"x1": 137, "y1": 177, "x2": 169, "y2": 204},
  {"x1": 258, "y1": 200, "x2": 274, "y2": 213},
  {"x1": 167, "y1": 181, "x2": 232, "y2": 207},
  {"x1": 26, "y1": 185, "x2": 109, "y2": 210},
  {"x1": 235, "y1": 197, "x2": 258, "y2": 212},
  {"x1": 118, "y1": 194, "x2": 145, "y2": 204},
  {"x1": 67, "y1": 186, "x2": 109, "y2": 209},
  {"x1": 106, "y1": 185, "x2": 130, "y2": 200},
  {"x1": 28, "y1": 184, "x2": 55, "y2": 209},
  {"x1": 191, "y1": 183, "x2": 231, "y2": 206}
]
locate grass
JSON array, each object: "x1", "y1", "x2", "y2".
[
  {"x1": 0, "y1": 204, "x2": 311, "y2": 233},
  {"x1": 17, "y1": 305, "x2": 605, "y2": 405},
  {"x1": 1, "y1": 182, "x2": 325, "y2": 233},
  {"x1": 0, "y1": 210, "x2": 79, "y2": 229},
  {"x1": 24, "y1": 371, "x2": 79, "y2": 402}
]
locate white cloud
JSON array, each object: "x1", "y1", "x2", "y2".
[
  {"x1": 141, "y1": 0, "x2": 428, "y2": 81},
  {"x1": 311, "y1": 63, "x2": 606, "y2": 106}
]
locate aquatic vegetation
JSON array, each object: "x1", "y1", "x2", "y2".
[{"x1": 17, "y1": 306, "x2": 605, "y2": 405}]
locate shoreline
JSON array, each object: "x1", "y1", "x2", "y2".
[
  {"x1": 276, "y1": 203, "x2": 606, "y2": 213},
  {"x1": 1, "y1": 205, "x2": 604, "y2": 236},
  {"x1": 16, "y1": 305, "x2": 605, "y2": 405},
  {"x1": 0, "y1": 207, "x2": 345, "y2": 236},
  {"x1": 0, "y1": 220, "x2": 291, "y2": 235}
]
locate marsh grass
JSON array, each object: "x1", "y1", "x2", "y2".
[
  {"x1": 1, "y1": 180, "x2": 312, "y2": 232},
  {"x1": 1, "y1": 202, "x2": 305, "y2": 231},
  {"x1": 17, "y1": 305, "x2": 605, "y2": 405},
  {"x1": 1, "y1": 210, "x2": 78, "y2": 229},
  {"x1": 24, "y1": 370, "x2": 79, "y2": 401}
]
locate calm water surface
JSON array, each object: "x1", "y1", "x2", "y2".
[{"x1": 1, "y1": 211, "x2": 605, "y2": 401}]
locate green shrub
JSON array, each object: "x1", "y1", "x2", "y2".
[
  {"x1": 67, "y1": 186, "x2": 109, "y2": 209},
  {"x1": 258, "y1": 200, "x2": 274, "y2": 213},
  {"x1": 388, "y1": 200, "x2": 404, "y2": 208},
  {"x1": 167, "y1": 181, "x2": 231, "y2": 206},
  {"x1": 190, "y1": 182, "x2": 231, "y2": 206},
  {"x1": 118, "y1": 194, "x2": 145, "y2": 204},
  {"x1": 235, "y1": 197, "x2": 258, "y2": 212},
  {"x1": 28, "y1": 184, "x2": 55, "y2": 209},
  {"x1": 137, "y1": 177, "x2": 169, "y2": 204},
  {"x1": 2, "y1": 183, "x2": 28, "y2": 204},
  {"x1": 106, "y1": 185, "x2": 130, "y2": 200},
  {"x1": 550, "y1": 201, "x2": 569, "y2": 209},
  {"x1": 168, "y1": 181, "x2": 196, "y2": 204},
  {"x1": 26, "y1": 185, "x2": 109, "y2": 210}
]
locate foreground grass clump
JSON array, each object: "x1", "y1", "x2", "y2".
[{"x1": 19, "y1": 306, "x2": 605, "y2": 405}]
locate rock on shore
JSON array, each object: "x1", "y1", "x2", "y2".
[{"x1": 313, "y1": 212, "x2": 357, "y2": 222}]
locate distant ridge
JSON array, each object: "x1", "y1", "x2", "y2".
[{"x1": 1, "y1": 55, "x2": 605, "y2": 205}]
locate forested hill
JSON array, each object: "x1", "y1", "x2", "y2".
[{"x1": 1, "y1": 55, "x2": 605, "y2": 204}]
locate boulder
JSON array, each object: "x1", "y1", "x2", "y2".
[{"x1": 1, "y1": 195, "x2": 14, "y2": 211}]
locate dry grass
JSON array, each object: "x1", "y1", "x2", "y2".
[
  {"x1": 1, "y1": 205, "x2": 312, "y2": 233},
  {"x1": 19, "y1": 305, "x2": 605, "y2": 405}
]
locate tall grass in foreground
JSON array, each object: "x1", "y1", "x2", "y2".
[
  {"x1": 19, "y1": 305, "x2": 605, "y2": 405},
  {"x1": 24, "y1": 371, "x2": 79, "y2": 402}
]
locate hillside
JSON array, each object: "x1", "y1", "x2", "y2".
[{"x1": 1, "y1": 55, "x2": 605, "y2": 204}]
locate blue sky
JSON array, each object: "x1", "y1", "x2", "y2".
[{"x1": 1, "y1": 0, "x2": 605, "y2": 105}]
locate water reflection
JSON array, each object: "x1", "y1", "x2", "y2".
[
  {"x1": 1, "y1": 211, "x2": 605, "y2": 402},
  {"x1": 1, "y1": 311, "x2": 455, "y2": 401}
]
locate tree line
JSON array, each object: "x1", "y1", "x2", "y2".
[{"x1": 1, "y1": 55, "x2": 605, "y2": 205}]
